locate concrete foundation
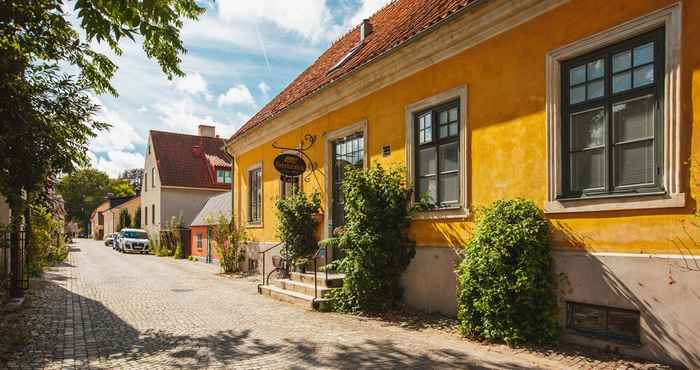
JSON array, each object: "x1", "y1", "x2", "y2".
[{"x1": 401, "y1": 246, "x2": 460, "y2": 317}]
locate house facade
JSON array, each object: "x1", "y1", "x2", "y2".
[
  {"x1": 89, "y1": 200, "x2": 110, "y2": 240},
  {"x1": 225, "y1": 0, "x2": 700, "y2": 366},
  {"x1": 189, "y1": 192, "x2": 229, "y2": 264},
  {"x1": 103, "y1": 196, "x2": 140, "y2": 236},
  {"x1": 90, "y1": 196, "x2": 137, "y2": 239},
  {"x1": 141, "y1": 125, "x2": 231, "y2": 239}
]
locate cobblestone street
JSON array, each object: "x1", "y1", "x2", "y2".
[{"x1": 1, "y1": 239, "x2": 670, "y2": 369}]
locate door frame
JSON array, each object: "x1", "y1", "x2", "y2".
[{"x1": 323, "y1": 119, "x2": 368, "y2": 240}]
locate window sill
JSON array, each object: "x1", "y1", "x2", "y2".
[
  {"x1": 411, "y1": 207, "x2": 470, "y2": 220},
  {"x1": 544, "y1": 192, "x2": 685, "y2": 214},
  {"x1": 246, "y1": 222, "x2": 264, "y2": 229}
]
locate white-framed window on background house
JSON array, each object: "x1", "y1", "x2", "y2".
[
  {"x1": 196, "y1": 233, "x2": 203, "y2": 250},
  {"x1": 545, "y1": 4, "x2": 683, "y2": 213},
  {"x1": 280, "y1": 175, "x2": 300, "y2": 198},
  {"x1": 217, "y1": 169, "x2": 232, "y2": 184},
  {"x1": 248, "y1": 166, "x2": 262, "y2": 225}
]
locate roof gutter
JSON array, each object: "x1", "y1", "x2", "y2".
[{"x1": 227, "y1": 0, "x2": 491, "y2": 148}]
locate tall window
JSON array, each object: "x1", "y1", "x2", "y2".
[
  {"x1": 144, "y1": 207, "x2": 148, "y2": 226},
  {"x1": 217, "y1": 169, "x2": 232, "y2": 184},
  {"x1": 196, "y1": 233, "x2": 203, "y2": 250},
  {"x1": 144, "y1": 173, "x2": 148, "y2": 192},
  {"x1": 248, "y1": 167, "x2": 262, "y2": 224},
  {"x1": 280, "y1": 175, "x2": 300, "y2": 198},
  {"x1": 415, "y1": 100, "x2": 460, "y2": 207},
  {"x1": 561, "y1": 28, "x2": 664, "y2": 198},
  {"x1": 332, "y1": 133, "x2": 364, "y2": 229},
  {"x1": 151, "y1": 167, "x2": 155, "y2": 188},
  {"x1": 151, "y1": 204, "x2": 155, "y2": 225}
]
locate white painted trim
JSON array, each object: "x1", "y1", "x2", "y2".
[
  {"x1": 544, "y1": 3, "x2": 683, "y2": 214},
  {"x1": 323, "y1": 119, "x2": 368, "y2": 238},
  {"x1": 227, "y1": 0, "x2": 568, "y2": 156},
  {"x1": 245, "y1": 162, "x2": 263, "y2": 228},
  {"x1": 405, "y1": 85, "x2": 470, "y2": 220}
]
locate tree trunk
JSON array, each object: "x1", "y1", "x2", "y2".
[{"x1": 8, "y1": 196, "x2": 25, "y2": 298}]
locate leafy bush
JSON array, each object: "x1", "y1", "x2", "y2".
[
  {"x1": 457, "y1": 198, "x2": 558, "y2": 345},
  {"x1": 28, "y1": 205, "x2": 68, "y2": 276},
  {"x1": 275, "y1": 190, "x2": 321, "y2": 268},
  {"x1": 116, "y1": 208, "x2": 131, "y2": 231},
  {"x1": 208, "y1": 214, "x2": 248, "y2": 273},
  {"x1": 327, "y1": 164, "x2": 415, "y2": 313}
]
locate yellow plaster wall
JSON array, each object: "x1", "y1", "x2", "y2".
[{"x1": 232, "y1": 0, "x2": 700, "y2": 255}]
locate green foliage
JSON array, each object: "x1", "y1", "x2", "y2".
[
  {"x1": 120, "y1": 168, "x2": 144, "y2": 194},
  {"x1": 208, "y1": 214, "x2": 248, "y2": 274},
  {"x1": 133, "y1": 207, "x2": 142, "y2": 229},
  {"x1": 148, "y1": 233, "x2": 165, "y2": 256},
  {"x1": 275, "y1": 191, "x2": 321, "y2": 268},
  {"x1": 57, "y1": 168, "x2": 110, "y2": 227},
  {"x1": 116, "y1": 208, "x2": 131, "y2": 232},
  {"x1": 456, "y1": 198, "x2": 558, "y2": 346},
  {"x1": 165, "y1": 216, "x2": 184, "y2": 259},
  {"x1": 327, "y1": 165, "x2": 415, "y2": 313},
  {"x1": 28, "y1": 205, "x2": 68, "y2": 276},
  {"x1": 109, "y1": 179, "x2": 135, "y2": 197}
]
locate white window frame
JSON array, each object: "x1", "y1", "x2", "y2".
[
  {"x1": 246, "y1": 162, "x2": 263, "y2": 228},
  {"x1": 323, "y1": 119, "x2": 368, "y2": 239},
  {"x1": 545, "y1": 3, "x2": 684, "y2": 214},
  {"x1": 405, "y1": 85, "x2": 469, "y2": 220}
]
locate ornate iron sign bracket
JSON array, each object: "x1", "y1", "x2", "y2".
[{"x1": 271, "y1": 134, "x2": 320, "y2": 182}]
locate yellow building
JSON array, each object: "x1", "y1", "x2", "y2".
[{"x1": 225, "y1": 0, "x2": 700, "y2": 366}]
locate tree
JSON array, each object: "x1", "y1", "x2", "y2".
[
  {"x1": 0, "y1": 0, "x2": 204, "y2": 297},
  {"x1": 116, "y1": 208, "x2": 131, "y2": 232},
  {"x1": 57, "y1": 169, "x2": 110, "y2": 228},
  {"x1": 132, "y1": 207, "x2": 141, "y2": 229},
  {"x1": 120, "y1": 169, "x2": 144, "y2": 194},
  {"x1": 109, "y1": 179, "x2": 135, "y2": 198}
]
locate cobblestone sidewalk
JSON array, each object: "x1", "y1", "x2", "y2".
[{"x1": 0, "y1": 239, "x2": 674, "y2": 369}]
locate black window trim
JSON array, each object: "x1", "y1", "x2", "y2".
[
  {"x1": 248, "y1": 167, "x2": 262, "y2": 224},
  {"x1": 280, "y1": 175, "x2": 300, "y2": 199},
  {"x1": 560, "y1": 27, "x2": 665, "y2": 200},
  {"x1": 414, "y1": 98, "x2": 460, "y2": 208},
  {"x1": 566, "y1": 301, "x2": 640, "y2": 344}
]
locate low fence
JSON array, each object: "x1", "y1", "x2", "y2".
[{"x1": 0, "y1": 230, "x2": 29, "y2": 297}]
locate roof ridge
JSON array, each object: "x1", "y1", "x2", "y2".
[{"x1": 150, "y1": 129, "x2": 226, "y2": 141}]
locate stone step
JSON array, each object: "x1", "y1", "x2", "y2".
[
  {"x1": 288, "y1": 271, "x2": 345, "y2": 288},
  {"x1": 272, "y1": 278, "x2": 334, "y2": 298},
  {"x1": 258, "y1": 284, "x2": 332, "y2": 311}
]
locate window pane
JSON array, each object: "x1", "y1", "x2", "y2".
[
  {"x1": 615, "y1": 141, "x2": 654, "y2": 187},
  {"x1": 612, "y1": 71, "x2": 631, "y2": 93},
  {"x1": 571, "y1": 148, "x2": 605, "y2": 191},
  {"x1": 633, "y1": 64, "x2": 654, "y2": 87},
  {"x1": 633, "y1": 42, "x2": 654, "y2": 66},
  {"x1": 439, "y1": 111, "x2": 448, "y2": 125},
  {"x1": 570, "y1": 85, "x2": 585, "y2": 104},
  {"x1": 439, "y1": 141, "x2": 459, "y2": 172},
  {"x1": 418, "y1": 147, "x2": 437, "y2": 176},
  {"x1": 613, "y1": 50, "x2": 631, "y2": 73},
  {"x1": 417, "y1": 177, "x2": 437, "y2": 203},
  {"x1": 587, "y1": 80, "x2": 604, "y2": 100},
  {"x1": 570, "y1": 65, "x2": 586, "y2": 86},
  {"x1": 439, "y1": 125, "x2": 448, "y2": 139},
  {"x1": 418, "y1": 114, "x2": 432, "y2": 144},
  {"x1": 587, "y1": 59, "x2": 604, "y2": 80},
  {"x1": 607, "y1": 309, "x2": 640, "y2": 339},
  {"x1": 613, "y1": 95, "x2": 655, "y2": 142},
  {"x1": 439, "y1": 173, "x2": 459, "y2": 205},
  {"x1": 571, "y1": 304, "x2": 606, "y2": 332},
  {"x1": 448, "y1": 107, "x2": 458, "y2": 122},
  {"x1": 571, "y1": 108, "x2": 605, "y2": 150},
  {"x1": 449, "y1": 122, "x2": 458, "y2": 137}
]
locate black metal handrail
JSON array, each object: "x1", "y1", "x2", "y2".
[
  {"x1": 311, "y1": 242, "x2": 329, "y2": 307},
  {"x1": 258, "y1": 242, "x2": 284, "y2": 288}
]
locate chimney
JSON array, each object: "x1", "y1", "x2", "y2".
[
  {"x1": 360, "y1": 19, "x2": 372, "y2": 43},
  {"x1": 198, "y1": 124, "x2": 216, "y2": 138}
]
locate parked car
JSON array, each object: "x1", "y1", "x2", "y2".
[
  {"x1": 116, "y1": 228, "x2": 150, "y2": 254},
  {"x1": 104, "y1": 233, "x2": 116, "y2": 247}
]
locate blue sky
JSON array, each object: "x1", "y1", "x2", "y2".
[{"x1": 86, "y1": 0, "x2": 390, "y2": 177}]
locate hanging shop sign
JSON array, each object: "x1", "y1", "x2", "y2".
[{"x1": 274, "y1": 153, "x2": 307, "y2": 177}]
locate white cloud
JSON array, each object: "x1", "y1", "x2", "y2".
[
  {"x1": 258, "y1": 81, "x2": 271, "y2": 96},
  {"x1": 89, "y1": 150, "x2": 145, "y2": 178},
  {"x1": 153, "y1": 98, "x2": 215, "y2": 133},
  {"x1": 217, "y1": 85, "x2": 256, "y2": 108},
  {"x1": 175, "y1": 72, "x2": 208, "y2": 96},
  {"x1": 346, "y1": 0, "x2": 391, "y2": 29},
  {"x1": 89, "y1": 96, "x2": 144, "y2": 153}
]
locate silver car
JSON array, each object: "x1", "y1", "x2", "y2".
[
  {"x1": 117, "y1": 228, "x2": 150, "y2": 254},
  {"x1": 104, "y1": 233, "x2": 116, "y2": 247}
]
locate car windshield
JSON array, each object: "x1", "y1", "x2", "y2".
[{"x1": 123, "y1": 231, "x2": 148, "y2": 239}]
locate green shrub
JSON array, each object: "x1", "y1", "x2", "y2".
[
  {"x1": 27, "y1": 205, "x2": 68, "y2": 276},
  {"x1": 457, "y1": 198, "x2": 558, "y2": 345},
  {"x1": 327, "y1": 164, "x2": 415, "y2": 313},
  {"x1": 208, "y1": 214, "x2": 247, "y2": 274},
  {"x1": 275, "y1": 190, "x2": 321, "y2": 269}
]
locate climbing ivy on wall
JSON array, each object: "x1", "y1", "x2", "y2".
[
  {"x1": 456, "y1": 198, "x2": 558, "y2": 345},
  {"x1": 326, "y1": 164, "x2": 415, "y2": 313}
]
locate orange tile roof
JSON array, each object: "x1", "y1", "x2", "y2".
[{"x1": 231, "y1": 0, "x2": 477, "y2": 140}]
